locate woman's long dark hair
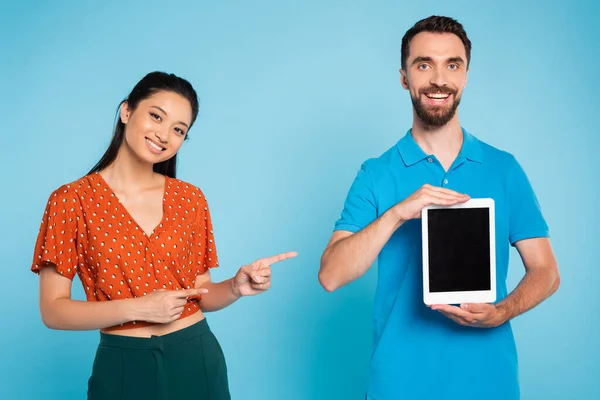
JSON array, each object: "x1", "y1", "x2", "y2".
[{"x1": 88, "y1": 72, "x2": 199, "y2": 178}]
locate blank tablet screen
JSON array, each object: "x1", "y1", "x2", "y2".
[{"x1": 427, "y1": 207, "x2": 491, "y2": 292}]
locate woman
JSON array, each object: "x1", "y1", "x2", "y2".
[{"x1": 31, "y1": 71, "x2": 296, "y2": 399}]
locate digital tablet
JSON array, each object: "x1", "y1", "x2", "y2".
[{"x1": 422, "y1": 198, "x2": 496, "y2": 305}]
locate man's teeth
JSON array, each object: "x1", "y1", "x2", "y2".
[
  {"x1": 426, "y1": 93, "x2": 450, "y2": 99},
  {"x1": 146, "y1": 139, "x2": 163, "y2": 151}
]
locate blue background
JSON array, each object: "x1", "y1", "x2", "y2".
[{"x1": 1, "y1": 0, "x2": 598, "y2": 399}]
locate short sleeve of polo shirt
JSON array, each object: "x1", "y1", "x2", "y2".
[
  {"x1": 508, "y1": 156, "x2": 549, "y2": 246},
  {"x1": 31, "y1": 186, "x2": 80, "y2": 280},
  {"x1": 334, "y1": 162, "x2": 378, "y2": 233}
]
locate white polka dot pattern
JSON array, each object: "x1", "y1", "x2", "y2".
[{"x1": 30, "y1": 173, "x2": 219, "y2": 331}]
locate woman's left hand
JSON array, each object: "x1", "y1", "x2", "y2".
[{"x1": 232, "y1": 251, "x2": 298, "y2": 297}]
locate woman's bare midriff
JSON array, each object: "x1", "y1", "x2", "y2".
[{"x1": 100, "y1": 309, "x2": 206, "y2": 338}]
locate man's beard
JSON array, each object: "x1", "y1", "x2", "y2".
[{"x1": 411, "y1": 87, "x2": 461, "y2": 127}]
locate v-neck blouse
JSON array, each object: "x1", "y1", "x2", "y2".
[{"x1": 31, "y1": 173, "x2": 219, "y2": 331}]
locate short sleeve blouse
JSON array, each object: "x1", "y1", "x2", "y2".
[{"x1": 31, "y1": 173, "x2": 219, "y2": 331}]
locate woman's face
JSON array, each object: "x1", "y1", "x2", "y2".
[{"x1": 120, "y1": 90, "x2": 193, "y2": 165}]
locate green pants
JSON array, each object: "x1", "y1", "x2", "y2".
[{"x1": 87, "y1": 319, "x2": 230, "y2": 400}]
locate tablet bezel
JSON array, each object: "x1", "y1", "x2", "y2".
[{"x1": 422, "y1": 198, "x2": 496, "y2": 305}]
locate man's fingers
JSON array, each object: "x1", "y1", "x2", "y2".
[
  {"x1": 431, "y1": 304, "x2": 463, "y2": 314},
  {"x1": 426, "y1": 195, "x2": 462, "y2": 206},
  {"x1": 460, "y1": 303, "x2": 492, "y2": 314},
  {"x1": 425, "y1": 191, "x2": 469, "y2": 206},
  {"x1": 431, "y1": 304, "x2": 474, "y2": 320},
  {"x1": 423, "y1": 184, "x2": 469, "y2": 199},
  {"x1": 432, "y1": 304, "x2": 485, "y2": 326},
  {"x1": 426, "y1": 188, "x2": 465, "y2": 199},
  {"x1": 257, "y1": 251, "x2": 298, "y2": 267},
  {"x1": 438, "y1": 310, "x2": 472, "y2": 326}
]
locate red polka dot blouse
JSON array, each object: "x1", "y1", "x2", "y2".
[{"x1": 31, "y1": 173, "x2": 219, "y2": 331}]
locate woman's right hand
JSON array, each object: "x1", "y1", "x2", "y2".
[{"x1": 134, "y1": 288, "x2": 209, "y2": 323}]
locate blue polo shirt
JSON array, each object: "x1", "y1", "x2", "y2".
[{"x1": 334, "y1": 129, "x2": 549, "y2": 400}]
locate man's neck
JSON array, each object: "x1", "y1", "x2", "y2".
[{"x1": 411, "y1": 114, "x2": 463, "y2": 171}]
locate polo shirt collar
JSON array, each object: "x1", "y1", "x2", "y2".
[{"x1": 397, "y1": 128, "x2": 483, "y2": 166}]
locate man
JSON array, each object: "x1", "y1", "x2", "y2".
[{"x1": 319, "y1": 16, "x2": 560, "y2": 400}]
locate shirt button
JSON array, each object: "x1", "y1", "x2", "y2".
[
  {"x1": 427, "y1": 157, "x2": 433, "y2": 163},
  {"x1": 443, "y1": 179, "x2": 449, "y2": 184}
]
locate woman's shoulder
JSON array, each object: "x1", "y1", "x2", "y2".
[
  {"x1": 44, "y1": 175, "x2": 97, "y2": 203},
  {"x1": 167, "y1": 176, "x2": 210, "y2": 206}
]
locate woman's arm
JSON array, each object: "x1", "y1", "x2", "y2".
[
  {"x1": 39, "y1": 267, "x2": 207, "y2": 330},
  {"x1": 196, "y1": 273, "x2": 241, "y2": 312},
  {"x1": 196, "y1": 252, "x2": 298, "y2": 312}
]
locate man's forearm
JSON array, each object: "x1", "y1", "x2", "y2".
[
  {"x1": 319, "y1": 208, "x2": 404, "y2": 291},
  {"x1": 497, "y1": 265, "x2": 560, "y2": 323}
]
